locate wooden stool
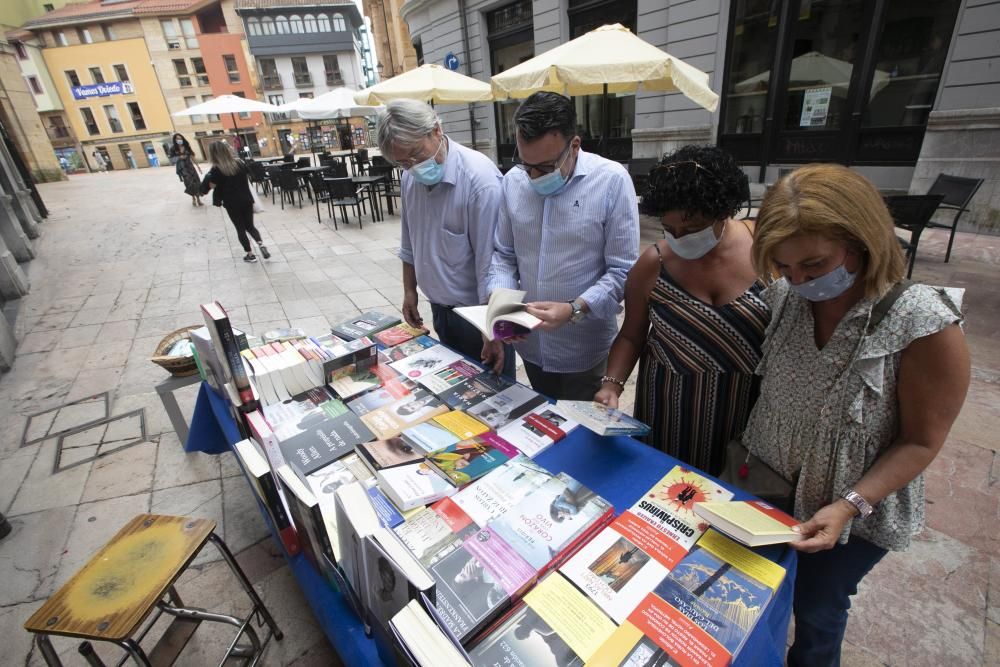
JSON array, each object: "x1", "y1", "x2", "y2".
[{"x1": 24, "y1": 514, "x2": 282, "y2": 666}]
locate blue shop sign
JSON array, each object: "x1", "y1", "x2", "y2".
[{"x1": 71, "y1": 81, "x2": 135, "y2": 100}]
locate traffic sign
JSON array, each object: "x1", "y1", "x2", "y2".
[{"x1": 444, "y1": 52, "x2": 460, "y2": 71}]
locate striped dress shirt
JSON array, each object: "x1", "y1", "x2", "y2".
[{"x1": 488, "y1": 150, "x2": 640, "y2": 373}]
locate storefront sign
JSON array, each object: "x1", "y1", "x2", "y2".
[
  {"x1": 71, "y1": 81, "x2": 134, "y2": 101},
  {"x1": 799, "y1": 86, "x2": 831, "y2": 127}
]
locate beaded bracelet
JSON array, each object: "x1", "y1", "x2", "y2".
[{"x1": 601, "y1": 375, "x2": 626, "y2": 389}]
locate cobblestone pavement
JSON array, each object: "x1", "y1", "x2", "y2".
[{"x1": 0, "y1": 166, "x2": 997, "y2": 665}]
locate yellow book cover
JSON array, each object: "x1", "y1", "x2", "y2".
[
  {"x1": 524, "y1": 573, "x2": 617, "y2": 662},
  {"x1": 696, "y1": 529, "x2": 786, "y2": 591},
  {"x1": 694, "y1": 500, "x2": 800, "y2": 546},
  {"x1": 433, "y1": 410, "x2": 489, "y2": 440}
]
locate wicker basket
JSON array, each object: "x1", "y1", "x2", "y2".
[{"x1": 150, "y1": 325, "x2": 202, "y2": 377}]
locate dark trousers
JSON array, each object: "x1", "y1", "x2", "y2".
[
  {"x1": 226, "y1": 204, "x2": 262, "y2": 253},
  {"x1": 431, "y1": 303, "x2": 516, "y2": 379},
  {"x1": 787, "y1": 536, "x2": 888, "y2": 667},
  {"x1": 523, "y1": 358, "x2": 607, "y2": 401}
]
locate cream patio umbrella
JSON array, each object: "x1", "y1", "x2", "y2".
[
  {"x1": 353, "y1": 64, "x2": 493, "y2": 105},
  {"x1": 173, "y1": 94, "x2": 281, "y2": 155},
  {"x1": 490, "y1": 23, "x2": 719, "y2": 112},
  {"x1": 278, "y1": 88, "x2": 383, "y2": 161}
]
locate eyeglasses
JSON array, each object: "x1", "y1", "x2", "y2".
[
  {"x1": 393, "y1": 139, "x2": 441, "y2": 169},
  {"x1": 512, "y1": 141, "x2": 572, "y2": 175}
]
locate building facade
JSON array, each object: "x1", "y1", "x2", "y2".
[
  {"x1": 362, "y1": 0, "x2": 419, "y2": 79},
  {"x1": 236, "y1": 0, "x2": 367, "y2": 154},
  {"x1": 401, "y1": 0, "x2": 1000, "y2": 232}
]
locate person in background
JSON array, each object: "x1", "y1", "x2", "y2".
[
  {"x1": 200, "y1": 141, "x2": 270, "y2": 263},
  {"x1": 169, "y1": 133, "x2": 203, "y2": 206},
  {"x1": 744, "y1": 164, "x2": 969, "y2": 665},
  {"x1": 91, "y1": 150, "x2": 107, "y2": 173},
  {"x1": 595, "y1": 146, "x2": 767, "y2": 475},
  {"x1": 376, "y1": 99, "x2": 513, "y2": 377},
  {"x1": 488, "y1": 91, "x2": 639, "y2": 399}
]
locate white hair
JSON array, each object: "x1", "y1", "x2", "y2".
[{"x1": 376, "y1": 99, "x2": 440, "y2": 158}]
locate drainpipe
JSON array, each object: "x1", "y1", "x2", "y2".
[{"x1": 457, "y1": 0, "x2": 478, "y2": 151}]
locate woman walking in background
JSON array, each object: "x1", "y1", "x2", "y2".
[
  {"x1": 169, "y1": 133, "x2": 203, "y2": 207},
  {"x1": 200, "y1": 141, "x2": 269, "y2": 263},
  {"x1": 595, "y1": 145, "x2": 766, "y2": 475}
]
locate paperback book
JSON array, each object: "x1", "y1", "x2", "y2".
[
  {"x1": 692, "y1": 500, "x2": 801, "y2": 547},
  {"x1": 390, "y1": 345, "x2": 464, "y2": 380},
  {"x1": 386, "y1": 336, "x2": 438, "y2": 361},
  {"x1": 555, "y1": 401, "x2": 651, "y2": 437},
  {"x1": 417, "y1": 360, "x2": 484, "y2": 396},
  {"x1": 361, "y1": 390, "x2": 449, "y2": 440},
  {"x1": 389, "y1": 599, "x2": 472, "y2": 667},
  {"x1": 305, "y1": 456, "x2": 363, "y2": 563},
  {"x1": 497, "y1": 404, "x2": 577, "y2": 458},
  {"x1": 329, "y1": 358, "x2": 403, "y2": 401},
  {"x1": 363, "y1": 526, "x2": 437, "y2": 632},
  {"x1": 332, "y1": 311, "x2": 402, "y2": 341},
  {"x1": 454, "y1": 288, "x2": 542, "y2": 342},
  {"x1": 425, "y1": 434, "x2": 520, "y2": 487},
  {"x1": 439, "y1": 372, "x2": 514, "y2": 412},
  {"x1": 347, "y1": 378, "x2": 415, "y2": 416},
  {"x1": 377, "y1": 461, "x2": 458, "y2": 511},
  {"x1": 400, "y1": 421, "x2": 461, "y2": 453},
  {"x1": 233, "y1": 438, "x2": 299, "y2": 556},
  {"x1": 201, "y1": 300, "x2": 256, "y2": 409},
  {"x1": 275, "y1": 400, "x2": 375, "y2": 486},
  {"x1": 375, "y1": 323, "x2": 430, "y2": 348},
  {"x1": 433, "y1": 411, "x2": 490, "y2": 441},
  {"x1": 356, "y1": 437, "x2": 428, "y2": 475},
  {"x1": 467, "y1": 383, "x2": 547, "y2": 430}
]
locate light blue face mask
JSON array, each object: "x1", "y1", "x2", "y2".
[
  {"x1": 528, "y1": 145, "x2": 572, "y2": 197},
  {"x1": 789, "y1": 264, "x2": 857, "y2": 302},
  {"x1": 409, "y1": 139, "x2": 445, "y2": 185}
]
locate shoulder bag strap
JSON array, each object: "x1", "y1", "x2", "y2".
[{"x1": 866, "y1": 279, "x2": 913, "y2": 335}]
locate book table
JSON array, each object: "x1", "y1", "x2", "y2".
[{"x1": 186, "y1": 381, "x2": 796, "y2": 666}]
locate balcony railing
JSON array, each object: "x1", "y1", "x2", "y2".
[
  {"x1": 271, "y1": 112, "x2": 289, "y2": 122},
  {"x1": 294, "y1": 72, "x2": 312, "y2": 87},
  {"x1": 262, "y1": 74, "x2": 282, "y2": 90}
]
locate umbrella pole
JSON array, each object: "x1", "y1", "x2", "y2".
[{"x1": 599, "y1": 83, "x2": 608, "y2": 157}]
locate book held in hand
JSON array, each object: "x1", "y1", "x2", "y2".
[
  {"x1": 454, "y1": 288, "x2": 542, "y2": 341},
  {"x1": 693, "y1": 500, "x2": 801, "y2": 547},
  {"x1": 555, "y1": 400, "x2": 651, "y2": 436}
]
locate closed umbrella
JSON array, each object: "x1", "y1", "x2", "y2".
[
  {"x1": 353, "y1": 64, "x2": 493, "y2": 105},
  {"x1": 173, "y1": 94, "x2": 281, "y2": 155}
]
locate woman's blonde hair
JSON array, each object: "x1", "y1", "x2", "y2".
[
  {"x1": 208, "y1": 140, "x2": 242, "y2": 177},
  {"x1": 753, "y1": 163, "x2": 905, "y2": 297}
]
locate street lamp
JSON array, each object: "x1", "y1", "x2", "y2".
[{"x1": 377, "y1": 62, "x2": 384, "y2": 79}]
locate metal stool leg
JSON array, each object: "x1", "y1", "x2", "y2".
[
  {"x1": 78, "y1": 641, "x2": 108, "y2": 667},
  {"x1": 207, "y1": 533, "x2": 283, "y2": 641},
  {"x1": 113, "y1": 639, "x2": 152, "y2": 667},
  {"x1": 35, "y1": 635, "x2": 65, "y2": 667}
]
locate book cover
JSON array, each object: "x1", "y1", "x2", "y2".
[
  {"x1": 320, "y1": 336, "x2": 378, "y2": 384},
  {"x1": 433, "y1": 410, "x2": 490, "y2": 441},
  {"x1": 361, "y1": 390, "x2": 449, "y2": 440},
  {"x1": 389, "y1": 599, "x2": 472, "y2": 667},
  {"x1": 636, "y1": 466, "x2": 734, "y2": 554},
  {"x1": 400, "y1": 421, "x2": 461, "y2": 453},
  {"x1": 347, "y1": 381, "x2": 414, "y2": 416},
  {"x1": 439, "y1": 372, "x2": 514, "y2": 411},
  {"x1": 276, "y1": 464, "x2": 336, "y2": 572},
  {"x1": 425, "y1": 434, "x2": 521, "y2": 487},
  {"x1": 377, "y1": 461, "x2": 458, "y2": 511},
  {"x1": 276, "y1": 406, "x2": 375, "y2": 484},
  {"x1": 692, "y1": 500, "x2": 801, "y2": 547},
  {"x1": 332, "y1": 311, "x2": 402, "y2": 340},
  {"x1": 417, "y1": 360, "x2": 484, "y2": 396},
  {"x1": 375, "y1": 323, "x2": 429, "y2": 347},
  {"x1": 329, "y1": 359, "x2": 402, "y2": 400},
  {"x1": 233, "y1": 438, "x2": 299, "y2": 556},
  {"x1": 454, "y1": 289, "x2": 543, "y2": 342},
  {"x1": 261, "y1": 386, "x2": 342, "y2": 428},
  {"x1": 467, "y1": 384, "x2": 546, "y2": 429},
  {"x1": 497, "y1": 404, "x2": 578, "y2": 458},
  {"x1": 394, "y1": 505, "x2": 478, "y2": 568},
  {"x1": 390, "y1": 345, "x2": 464, "y2": 380},
  {"x1": 363, "y1": 528, "x2": 436, "y2": 634},
  {"x1": 444, "y1": 457, "x2": 555, "y2": 529},
  {"x1": 334, "y1": 482, "x2": 383, "y2": 615},
  {"x1": 201, "y1": 301, "x2": 256, "y2": 409},
  {"x1": 357, "y1": 437, "x2": 426, "y2": 474},
  {"x1": 368, "y1": 483, "x2": 407, "y2": 529},
  {"x1": 306, "y1": 458, "x2": 363, "y2": 563},
  {"x1": 386, "y1": 335, "x2": 438, "y2": 361},
  {"x1": 555, "y1": 401, "x2": 651, "y2": 437}
]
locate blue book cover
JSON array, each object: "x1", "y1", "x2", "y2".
[
  {"x1": 401, "y1": 421, "x2": 460, "y2": 453},
  {"x1": 367, "y1": 484, "x2": 405, "y2": 528}
]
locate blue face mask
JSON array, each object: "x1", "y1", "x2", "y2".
[
  {"x1": 527, "y1": 145, "x2": 572, "y2": 197},
  {"x1": 409, "y1": 139, "x2": 445, "y2": 186},
  {"x1": 789, "y1": 264, "x2": 857, "y2": 302}
]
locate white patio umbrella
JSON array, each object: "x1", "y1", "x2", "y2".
[
  {"x1": 173, "y1": 94, "x2": 281, "y2": 154},
  {"x1": 281, "y1": 87, "x2": 382, "y2": 119},
  {"x1": 353, "y1": 64, "x2": 493, "y2": 105},
  {"x1": 735, "y1": 51, "x2": 890, "y2": 97}
]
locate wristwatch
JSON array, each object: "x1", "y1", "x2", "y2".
[
  {"x1": 568, "y1": 299, "x2": 586, "y2": 324},
  {"x1": 840, "y1": 489, "x2": 874, "y2": 519}
]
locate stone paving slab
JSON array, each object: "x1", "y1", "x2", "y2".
[{"x1": 0, "y1": 167, "x2": 996, "y2": 665}]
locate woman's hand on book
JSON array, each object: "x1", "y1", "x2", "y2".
[
  {"x1": 790, "y1": 501, "x2": 856, "y2": 553},
  {"x1": 594, "y1": 384, "x2": 622, "y2": 409}
]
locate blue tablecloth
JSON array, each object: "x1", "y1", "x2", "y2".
[{"x1": 187, "y1": 382, "x2": 795, "y2": 666}]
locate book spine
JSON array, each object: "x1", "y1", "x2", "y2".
[
  {"x1": 258, "y1": 470, "x2": 300, "y2": 556},
  {"x1": 310, "y1": 503, "x2": 336, "y2": 564},
  {"x1": 214, "y1": 308, "x2": 256, "y2": 408}
]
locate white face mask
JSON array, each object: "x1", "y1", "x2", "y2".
[{"x1": 664, "y1": 222, "x2": 724, "y2": 260}]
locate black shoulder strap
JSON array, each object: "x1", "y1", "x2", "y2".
[{"x1": 867, "y1": 279, "x2": 912, "y2": 334}]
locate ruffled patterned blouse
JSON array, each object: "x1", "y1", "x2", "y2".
[{"x1": 742, "y1": 279, "x2": 964, "y2": 551}]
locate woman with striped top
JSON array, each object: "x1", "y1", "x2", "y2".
[{"x1": 595, "y1": 146, "x2": 768, "y2": 475}]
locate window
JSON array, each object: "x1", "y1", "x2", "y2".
[
  {"x1": 275, "y1": 15, "x2": 289, "y2": 34},
  {"x1": 103, "y1": 104, "x2": 123, "y2": 132},
  {"x1": 161, "y1": 19, "x2": 180, "y2": 49},
  {"x1": 89, "y1": 66, "x2": 104, "y2": 84},
  {"x1": 298, "y1": 92, "x2": 313, "y2": 99},
  {"x1": 324, "y1": 55, "x2": 342, "y2": 86},
  {"x1": 113, "y1": 64, "x2": 129, "y2": 82},
  {"x1": 49, "y1": 115, "x2": 70, "y2": 138},
  {"x1": 180, "y1": 18, "x2": 197, "y2": 48},
  {"x1": 332, "y1": 13, "x2": 346, "y2": 31},
  {"x1": 261, "y1": 17, "x2": 275, "y2": 35},
  {"x1": 77, "y1": 28, "x2": 93, "y2": 44},
  {"x1": 190, "y1": 57, "x2": 208, "y2": 85},
  {"x1": 268, "y1": 94, "x2": 287, "y2": 120},
  {"x1": 247, "y1": 17, "x2": 260, "y2": 36},
  {"x1": 317, "y1": 13, "x2": 331, "y2": 31},
  {"x1": 26, "y1": 76, "x2": 43, "y2": 95},
  {"x1": 13, "y1": 42, "x2": 27, "y2": 60},
  {"x1": 259, "y1": 57, "x2": 280, "y2": 89},
  {"x1": 290, "y1": 15, "x2": 304, "y2": 33},
  {"x1": 126, "y1": 101, "x2": 145, "y2": 130},
  {"x1": 66, "y1": 69, "x2": 81, "y2": 87},
  {"x1": 720, "y1": 0, "x2": 778, "y2": 135},
  {"x1": 56, "y1": 31, "x2": 68, "y2": 46},
  {"x1": 202, "y1": 94, "x2": 219, "y2": 122},
  {"x1": 102, "y1": 24, "x2": 114, "y2": 41},
  {"x1": 291, "y1": 56, "x2": 311, "y2": 87},
  {"x1": 173, "y1": 59, "x2": 191, "y2": 86},
  {"x1": 81, "y1": 108, "x2": 99, "y2": 135},
  {"x1": 44, "y1": 3, "x2": 54, "y2": 10},
  {"x1": 223, "y1": 54, "x2": 240, "y2": 83},
  {"x1": 232, "y1": 91, "x2": 251, "y2": 119},
  {"x1": 304, "y1": 14, "x2": 317, "y2": 32},
  {"x1": 184, "y1": 96, "x2": 203, "y2": 123}
]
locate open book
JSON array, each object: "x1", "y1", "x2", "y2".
[{"x1": 454, "y1": 289, "x2": 542, "y2": 341}]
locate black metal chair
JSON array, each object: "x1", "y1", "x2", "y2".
[
  {"x1": 354, "y1": 148, "x2": 370, "y2": 176},
  {"x1": 924, "y1": 174, "x2": 984, "y2": 263},
  {"x1": 325, "y1": 178, "x2": 364, "y2": 229},
  {"x1": 309, "y1": 173, "x2": 335, "y2": 225},
  {"x1": 277, "y1": 169, "x2": 305, "y2": 209},
  {"x1": 264, "y1": 166, "x2": 284, "y2": 204},
  {"x1": 885, "y1": 194, "x2": 945, "y2": 279},
  {"x1": 247, "y1": 160, "x2": 269, "y2": 195},
  {"x1": 328, "y1": 160, "x2": 349, "y2": 178},
  {"x1": 295, "y1": 156, "x2": 311, "y2": 168},
  {"x1": 368, "y1": 164, "x2": 399, "y2": 215}
]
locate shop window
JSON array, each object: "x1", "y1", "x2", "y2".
[
  {"x1": 81, "y1": 108, "x2": 100, "y2": 135},
  {"x1": 722, "y1": 0, "x2": 780, "y2": 134},
  {"x1": 224, "y1": 54, "x2": 240, "y2": 83},
  {"x1": 127, "y1": 102, "x2": 146, "y2": 130}
]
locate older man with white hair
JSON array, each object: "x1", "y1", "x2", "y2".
[{"x1": 377, "y1": 99, "x2": 512, "y2": 376}]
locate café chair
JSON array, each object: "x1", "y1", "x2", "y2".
[
  {"x1": 246, "y1": 161, "x2": 269, "y2": 195},
  {"x1": 23, "y1": 514, "x2": 281, "y2": 667},
  {"x1": 627, "y1": 158, "x2": 658, "y2": 198},
  {"x1": 277, "y1": 170, "x2": 305, "y2": 209},
  {"x1": 924, "y1": 174, "x2": 984, "y2": 263},
  {"x1": 326, "y1": 177, "x2": 364, "y2": 230},
  {"x1": 294, "y1": 156, "x2": 311, "y2": 169},
  {"x1": 310, "y1": 173, "x2": 335, "y2": 225},
  {"x1": 885, "y1": 194, "x2": 945, "y2": 279},
  {"x1": 264, "y1": 166, "x2": 283, "y2": 204},
  {"x1": 354, "y1": 148, "x2": 370, "y2": 176}
]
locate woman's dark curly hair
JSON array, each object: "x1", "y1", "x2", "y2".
[{"x1": 639, "y1": 145, "x2": 749, "y2": 221}]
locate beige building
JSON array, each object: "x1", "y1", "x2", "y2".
[{"x1": 362, "y1": 0, "x2": 417, "y2": 79}]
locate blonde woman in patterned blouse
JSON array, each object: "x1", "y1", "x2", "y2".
[{"x1": 745, "y1": 164, "x2": 970, "y2": 666}]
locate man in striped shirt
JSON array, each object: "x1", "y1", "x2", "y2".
[{"x1": 488, "y1": 92, "x2": 640, "y2": 400}]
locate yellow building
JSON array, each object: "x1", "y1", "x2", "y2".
[{"x1": 40, "y1": 35, "x2": 174, "y2": 170}]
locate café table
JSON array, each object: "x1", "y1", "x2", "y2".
[{"x1": 352, "y1": 174, "x2": 391, "y2": 220}]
